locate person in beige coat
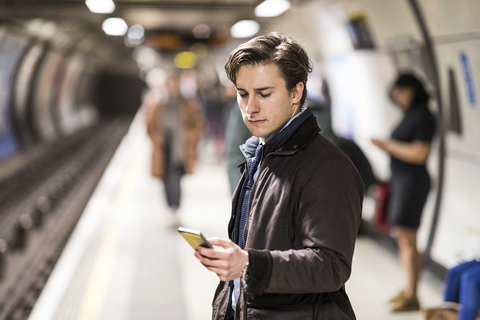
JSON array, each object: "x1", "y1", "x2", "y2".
[{"x1": 145, "y1": 71, "x2": 204, "y2": 225}]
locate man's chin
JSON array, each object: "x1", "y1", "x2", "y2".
[
  {"x1": 249, "y1": 130, "x2": 265, "y2": 139},
  {"x1": 246, "y1": 126, "x2": 270, "y2": 140}
]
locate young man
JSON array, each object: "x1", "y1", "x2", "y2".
[{"x1": 194, "y1": 33, "x2": 364, "y2": 320}]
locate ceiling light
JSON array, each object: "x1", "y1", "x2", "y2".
[
  {"x1": 128, "y1": 24, "x2": 145, "y2": 40},
  {"x1": 86, "y1": 0, "x2": 115, "y2": 14},
  {"x1": 192, "y1": 24, "x2": 211, "y2": 39},
  {"x1": 230, "y1": 20, "x2": 260, "y2": 38},
  {"x1": 190, "y1": 43, "x2": 208, "y2": 59},
  {"x1": 174, "y1": 52, "x2": 198, "y2": 69},
  {"x1": 255, "y1": 0, "x2": 291, "y2": 17},
  {"x1": 126, "y1": 24, "x2": 145, "y2": 46},
  {"x1": 133, "y1": 46, "x2": 157, "y2": 69},
  {"x1": 102, "y1": 18, "x2": 128, "y2": 36}
]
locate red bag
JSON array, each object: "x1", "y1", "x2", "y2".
[{"x1": 373, "y1": 181, "x2": 391, "y2": 233}]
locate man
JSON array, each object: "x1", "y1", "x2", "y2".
[{"x1": 194, "y1": 33, "x2": 364, "y2": 320}]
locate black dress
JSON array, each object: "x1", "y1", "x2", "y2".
[{"x1": 387, "y1": 104, "x2": 436, "y2": 228}]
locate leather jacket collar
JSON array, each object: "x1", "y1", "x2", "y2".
[{"x1": 240, "y1": 107, "x2": 318, "y2": 160}]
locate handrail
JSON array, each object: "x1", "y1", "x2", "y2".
[{"x1": 407, "y1": 0, "x2": 447, "y2": 262}]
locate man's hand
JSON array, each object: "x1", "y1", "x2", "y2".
[{"x1": 194, "y1": 238, "x2": 248, "y2": 282}]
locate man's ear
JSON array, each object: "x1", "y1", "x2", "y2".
[{"x1": 292, "y1": 82, "x2": 304, "y2": 104}]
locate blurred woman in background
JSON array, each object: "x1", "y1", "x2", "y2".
[{"x1": 371, "y1": 73, "x2": 436, "y2": 312}]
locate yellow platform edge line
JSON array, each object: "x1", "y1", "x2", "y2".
[{"x1": 75, "y1": 225, "x2": 121, "y2": 320}]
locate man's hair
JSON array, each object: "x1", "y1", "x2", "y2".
[{"x1": 225, "y1": 32, "x2": 313, "y2": 107}]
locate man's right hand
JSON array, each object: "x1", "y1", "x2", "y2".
[{"x1": 194, "y1": 238, "x2": 249, "y2": 282}]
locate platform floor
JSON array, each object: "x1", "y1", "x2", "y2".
[{"x1": 28, "y1": 110, "x2": 443, "y2": 320}]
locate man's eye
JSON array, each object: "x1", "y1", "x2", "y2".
[
  {"x1": 260, "y1": 93, "x2": 271, "y2": 98},
  {"x1": 239, "y1": 92, "x2": 248, "y2": 98}
]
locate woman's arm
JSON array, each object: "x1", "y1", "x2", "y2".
[{"x1": 371, "y1": 138, "x2": 431, "y2": 165}]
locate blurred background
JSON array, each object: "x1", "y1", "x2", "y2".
[{"x1": 0, "y1": 0, "x2": 479, "y2": 319}]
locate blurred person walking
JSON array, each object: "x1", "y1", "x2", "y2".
[
  {"x1": 144, "y1": 70, "x2": 204, "y2": 227},
  {"x1": 371, "y1": 73, "x2": 436, "y2": 312},
  {"x1": 194, "y1": 33, "x2": 364, "y2": 320}
]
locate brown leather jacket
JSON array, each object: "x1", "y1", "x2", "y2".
[
  {"x1": 212, "y1": 114, "x2": 364, "y2": 320},
  {"x1": 144, "y1": 91, "x2": 204, "y2": 178}
]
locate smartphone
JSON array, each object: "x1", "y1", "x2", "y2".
[{"x1": 178, "y1": 227, "x2": 213, "y2": 250}]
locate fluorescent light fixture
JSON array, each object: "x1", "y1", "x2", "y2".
[
  {"x1": 230, "y1": 20, "x2": 260, "y2": 38},
  {"x1": 102, "y1": 18, "x2": 128, "y2": 36},
  {"x1": 255, "y1": 0, "x2": 291, "y2": 17},
  {"x1": 86, "y1": 0, "x2": 115, "y2": 14}
]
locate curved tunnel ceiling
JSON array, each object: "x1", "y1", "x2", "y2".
[
  {"x1": 0, "y1": 0, "x2": 262, "y2": 33},
  {"x1": 0, "y1": 0, "x2": 269, "y2": 73}
]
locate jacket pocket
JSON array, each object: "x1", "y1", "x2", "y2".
[
  {"x1": 313, "y1": 290, "x2": 356, "y2": 320},
  {"x1": 212, "y1": 282, "x2": 229, "y2": 320},
  {"x1": 246, "y1": 304, "x2": 313, "y2": 320}
]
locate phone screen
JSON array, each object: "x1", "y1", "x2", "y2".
[{"x1": 178, "y1": 227, "x2": 213, "y2": 250}]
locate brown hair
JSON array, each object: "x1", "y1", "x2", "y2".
[{"x1": 225, "y1": 32, "x2": 313, "y2": 107}]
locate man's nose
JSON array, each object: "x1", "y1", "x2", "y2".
[{"x1": 245, "y1": 96, "x2": 260, "y2": 114}]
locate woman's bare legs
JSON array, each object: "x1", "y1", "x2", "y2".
[
  {"x1": 389, "y1": 226, "x2": 422, "y2": 311},
  {"x1": 395, "y1": 226, "x2": 421, "y2": 298}
]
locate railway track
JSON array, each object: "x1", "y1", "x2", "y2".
[{"x1": 0, "y1": 116, "x2": 132, "y2": 320}]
